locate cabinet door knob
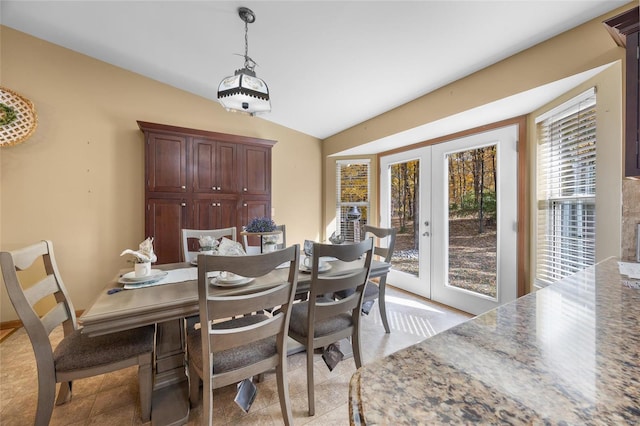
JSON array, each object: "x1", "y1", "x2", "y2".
[
  {"x1": 212, "y1": 187, "x2": 216, "y2": 190},
  {"x1": 181, "y1": 185, "x2": 186, "y2": 189},
  {"x1": 217, "y1": 186, "x2": 221, "y2": 191},
  {"x1": 243, "y1": 203, "x2": 247, "y2": 207},
  {"x1": 181, "y1": 202, "x2": 186, "y2": 207},
  {"x1": 243, "y1": 188, "x2": 247, "y2": 192}
]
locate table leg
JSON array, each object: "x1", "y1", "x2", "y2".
[{"x1": 152, "y1": 319, "x2": 190, "y2": 425}]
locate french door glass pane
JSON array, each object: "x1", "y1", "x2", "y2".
[
  {"x1": 447, "y1": 145, "x2": 497, "y2": 298},
  {"x1": 389, "y1": 160, "x2": 420, "y2": 277}
]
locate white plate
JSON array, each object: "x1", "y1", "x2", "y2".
[
  {"x1": 210, "y1": 277, "x2": 254, "y2": 287},
  {"x1": 300, "y1": 263, "x2": 332, "y2": 273},
  {"x1": 216, "y1": 273, "x2": 248, "y2": 284},
  {"x1": 119, "y1": 270, "x2": 168, "y2": 283}
]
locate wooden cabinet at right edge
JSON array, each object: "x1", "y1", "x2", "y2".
[
  {"x1": 604, "y1": 7, "x2": 640, "y2": 177},
  {"x1": 139, "y1": 121, "x2": 275, "y2": 264}
]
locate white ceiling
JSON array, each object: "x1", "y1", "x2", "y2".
[{"x1": 0, "y1": 0, "x2": 630, "y2": 152}]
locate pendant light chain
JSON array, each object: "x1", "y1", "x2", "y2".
[
  {"x1": 244, "y1": 19, "x2": 250, "y2": 69},
  {"x1": 243, "y1": 16, "x2": 257, "y2": 72}
]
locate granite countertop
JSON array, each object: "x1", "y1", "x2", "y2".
[{"x1": 349, "y1": 257, "x2": 640, "y2": 425}]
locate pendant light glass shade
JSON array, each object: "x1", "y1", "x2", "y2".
[
  {"x1": 217, "y1": 7, "x2": 271, "y2": 116},
  {"x1": 218, "y1": 69, "x2": 270, "y2": 115}
]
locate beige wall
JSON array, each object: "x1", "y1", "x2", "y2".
[
  {"x1": 0, "y1": 27, "x2": 322, "y2": 321},
  {"x1": 323, "y1": 4, "x2": 634, "y2": 293}
]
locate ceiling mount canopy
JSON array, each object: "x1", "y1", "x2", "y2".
[{"x1": 217, "y1": 6, "x2": 270, "y2": 116}]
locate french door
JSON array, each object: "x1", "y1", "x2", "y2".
[{"x1": 380, "y1": 125, "x2": 518, "y2": 315}]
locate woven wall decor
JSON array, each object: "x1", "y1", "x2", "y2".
[{"x1": 0, "y1": 86, "x2": 38, "y2": 147}]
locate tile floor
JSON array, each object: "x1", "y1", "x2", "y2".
[{"x1": 0, "y1": 286, "x2": 471, "y2": 425}]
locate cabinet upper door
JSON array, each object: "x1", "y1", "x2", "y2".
[
  {"x1": 148, "y1": 133, "x2": 188, "y2": 192},
  {"x1": 240, "y1": 145, "x2": 271, "y2": 195},
  {"x1": 217, "y1": 142, "x2": 238, "y2": 193},
  {"x1": 192, "y1": 138, "x2": 238, "y2": 193}
]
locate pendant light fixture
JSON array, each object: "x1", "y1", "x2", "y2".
[{"x1": 217, "y1": 7, "x2": 270, "y2": 115}]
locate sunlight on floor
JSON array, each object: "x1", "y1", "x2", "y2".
[
  {"x1": 385, "y1": 295, "x2": 445, "y2": 313},
  {"x1": 384, "y1": 310, "x2": 438, "y2": 338}
]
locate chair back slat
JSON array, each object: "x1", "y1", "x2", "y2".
[
  {"x1": 209, "y1": 313, "x2": 284, "y2": 353},
  {"x1": 363, "y1": 225, "x2": 397, "y2": 263},
  {"x1": 41, "y1": 302, "x2": 71, "y2": 335},
  {"x1": 24, "y1": 274, "x2": 60, "y2": 307},
  {"x1": 182, "y1": 227, "x2": 237, "y2": 262},
  {"x1": 312, "y1": 269, "x2": 369, "y2": 295},
  {"x1": 312, "y1": 241, "x2": 371, "y2": 263},
  {"x1": 314, "y1": 294, "x2": 360, "y2": 321},
  {"x1": 199, "y1": 246, "x2": 294, "y2": 279},
  {"x1": 374, "y1": 246, "x2": 389, "y2": 260},
  {"x1": 206, "y1": 283, "x2": 290, "y2": 320},
  {"x1": 9, "y1": 241, "x2": 48, "y2": 270}
]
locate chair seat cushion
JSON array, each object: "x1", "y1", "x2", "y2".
[
  {"x1": 289, "y1": 299, "x2": 353, "y2": 337},
  {"x1": 54, "y1": 325, "x2": 154, "y2": 372},
  {"x1": 187, "y1": 314, "x2": 277, "y2": 374}
]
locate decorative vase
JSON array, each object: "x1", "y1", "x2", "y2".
[
  {"x1": 262, "y1": 234, "x2": 279, "y2": 252},
  {"x1": 134, "y1": 262, "x2": 152, "y2": 278},
  {"x1": 347, "y1": 206, "x2": 361, "y2": 221}
]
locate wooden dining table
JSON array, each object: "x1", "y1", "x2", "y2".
[{"x1": 79, "y1": 257, "x2": 391, "y2": 426}]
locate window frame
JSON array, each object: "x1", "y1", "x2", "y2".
[
  {"x1": 535, "y1": 88, "x2": 597, "y2": 287},
  {"x1": 336, "y1": 159, "x2": 371, "y2": 242}
]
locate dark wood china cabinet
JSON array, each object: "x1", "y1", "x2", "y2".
[
  {"x1": 604, "y1": 7, "x2": 640, "y2": 178},
  {"x1": 138, "y1": 121, "x2": 275, "y2": 264}
]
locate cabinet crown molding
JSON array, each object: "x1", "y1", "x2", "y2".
[{"x1": 137, "y1": 121, "x2": 277, "y2": 147}]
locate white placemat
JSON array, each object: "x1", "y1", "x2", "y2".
[{"x1": 123, "y1": 268, "x2": 217, "y2": 289}]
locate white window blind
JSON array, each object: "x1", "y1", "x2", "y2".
[
  {"x1": 336, "y1": 160, "x2": 370, "y2": 242},
  {"x1": 535, "y1": 88, "x2": 597, "y2": 286}
]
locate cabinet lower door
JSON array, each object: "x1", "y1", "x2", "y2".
[{"x1": 147, "y1": 198, "x2": 188, "y2": 264}]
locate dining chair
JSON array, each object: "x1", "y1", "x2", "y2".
[
  {"x1": 0, "y1": 240, "x2": 154, "y2": 425},
  {"x1": 335, "y1": 225, "x2": 397, "y2": 333},
  {"x1": 288, "y1": 238, "x2": 374, "y2": 416},
  {"x1": 187, "y1": 244, "x2": 300, "y2": 425},
  {"x1": 181, "y1": 227, "x2": 237, "y2": 263},
  {"x1": 242, "y1": 224, "x2": 286, "y2": 254}
]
